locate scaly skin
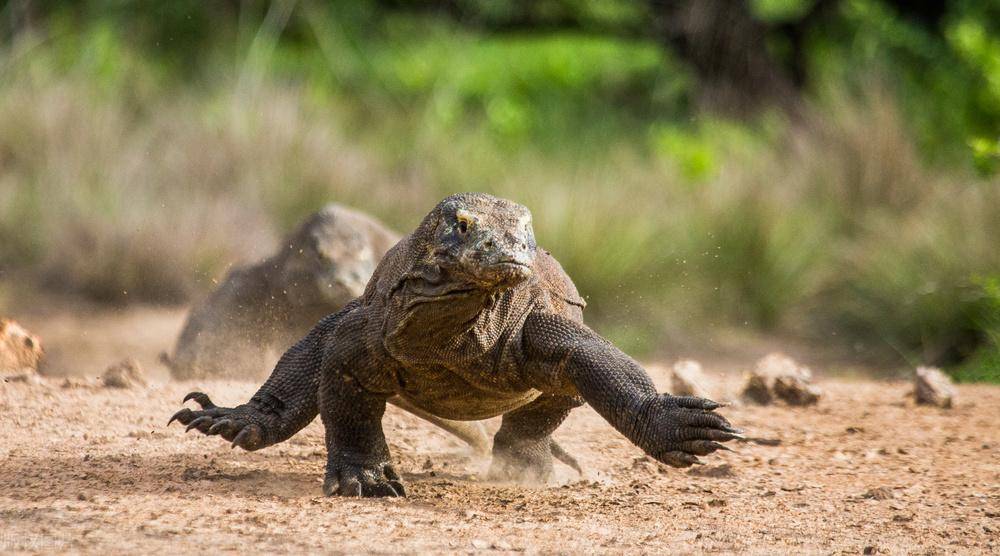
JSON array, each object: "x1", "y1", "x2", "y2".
[
  {"x1": 165, "y1": 204, "x2": 397, "y2": 382},
  {"x1": 163, "y1": 203, "x2": 490, "y2": 452},
  {"x1": 169, "y1": 193, "x2": 740, "y2": 498}
]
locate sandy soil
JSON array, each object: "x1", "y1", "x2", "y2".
[{"x1": 1, "y1": 304, "x2": 998, "y2": 554}]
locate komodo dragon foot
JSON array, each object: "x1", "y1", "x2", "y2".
[
  {"x1": 322, "y1": 458, "x2": 406, "y2": 498},
  {"x1": 488, "y1": 437, "x2": 581, "y2": 483},
  {"x1": 168, "y1": 392, "x2": 273, "y2": 451}
]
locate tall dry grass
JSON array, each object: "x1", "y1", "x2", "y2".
[{"x1": 0, "y1": 78, "x2": 426, "y2": 302}]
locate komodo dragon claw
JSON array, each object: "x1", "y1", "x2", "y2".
[{"x1": 168, "y1": 391, "x2": 268, "y2": 451}]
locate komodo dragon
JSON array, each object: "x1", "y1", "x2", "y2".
[
  {"x1": 164, "y1": 204, "x2": 490, "y2": 451},
  {"x1": 165, "y1": 204, "x2": 398, "y2": 381},
  {"x1": 169, "y1": 193, "x2": 740, "y2": 497}
]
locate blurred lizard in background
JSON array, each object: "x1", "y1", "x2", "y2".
[{"x1": 163, "y1": 203, "x2": 490, "y2": 452}]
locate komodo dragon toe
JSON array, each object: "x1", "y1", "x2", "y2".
[{"x1": 169, "y1": 392, "x2": 270, "y2": 451}]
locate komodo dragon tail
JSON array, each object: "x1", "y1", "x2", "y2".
[
  {"x1": 550, "y1": 440, "x2": 582, "y2": 475},
  {"x1": 391, "y1": 395, "x2": 581, "y2": 474},
  {"x1": 387, "y1": 395, "x2": 491, "y2": 454}
]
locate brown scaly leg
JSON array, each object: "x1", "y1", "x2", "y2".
[
  {"x1": 319, "y1": 365, "x2": 404, "y2": 498},
  {"x1": 488, "y1": 394, "x2": 583, "y2": 483}
]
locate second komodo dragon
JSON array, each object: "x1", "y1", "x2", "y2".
[
  {"x1": 169, "y1": 193, "x2": 740, "y2": 497},
  {"x1": 163, "y1": 203, "x2": 490, "y2": 451},
  {"x1": 165, "y1": 204, "x2": 397, "y2": 382}
]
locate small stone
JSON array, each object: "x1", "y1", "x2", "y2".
[
  {"x1": 741, "y1": 373, "x2": 773, "y2": 405},
  {"x1": 773, "y1": 374, "x2": 821, "y2": 406},
  {"x1": 101, "y1": 358, "x2": 148, "y2": 389},
  {"x1": 913, "y1": 366, "x2": 955, "y2": 408},
  {"x1": 670, "y1": 359, "x2": 712, "y2": 398},
  {"x1": 740, "y1": 353, "x2": 821, "y2": 406}
]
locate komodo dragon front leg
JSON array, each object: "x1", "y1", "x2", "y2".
[
  {"x1": 521, "y1": 311, "x2": 742, "y2": 468},
  {"x1": 169, "y1": 301, "x2": 488, "y2": 454},
  {"x1": 168, "y1": 305, "x2": 341, "y2": 450}
]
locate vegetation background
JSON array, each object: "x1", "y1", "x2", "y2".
[{"x1": 0, "y1": 0, "x2": 997, "y2": 381}]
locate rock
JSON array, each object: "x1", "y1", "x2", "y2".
[
  {"x1": 773, "y1": 374, "x2": 822, "y2": 406},
  {"x1": 0, "y1": 318, "x2": 43, "y2": 374},
  {"x1": 669, "y1": 359, "x2": 712, "y2": 398},
  {"x1": 914, "y1": 366, "x2": 954, "y2": 408},
  {"x1": 101, "y1": 358, "x2": 148, "y2": 389},
  {"x1": 741, "y1": 372, "x2": 773, "y2": 405},
  {"x1": 740, "y1": 353, "x2": 821, "y2": 406}
]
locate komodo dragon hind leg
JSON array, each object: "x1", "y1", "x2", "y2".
[
  {"x1": 489, "y1": 394, "x2": 582, "y2": 483},
  {"x1": 388, "y1": 395, "x2": 490, "y2": 454}
]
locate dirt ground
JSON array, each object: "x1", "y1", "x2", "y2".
[{"x1": 1, "y1": 303, "x2": 998, "y2": 554}]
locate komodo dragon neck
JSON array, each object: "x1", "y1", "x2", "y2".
[{"x1": 381, "y1": 265, "x2": 520, "y2": 366}]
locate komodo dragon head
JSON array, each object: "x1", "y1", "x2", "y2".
[
  {"x1": 276, "y1": 204, "x2": 399, "y2": 308},
  {"x1": 414, "y1": 193, "x2": 537, "y2": 289}
]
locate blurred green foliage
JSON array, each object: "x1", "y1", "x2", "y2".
[
  {"x1": 9, "y1": 1, "x2": 997, "y2": 165},
  {"x1": 752, "y1": 0, "x2": 820, "y2": 22},
  {"x1": 807, "y1": 0, "x2": 1000, "y2": 167},
  {"x1": 1, "y1": 0, "x2": 998, "y2": 380},
  {"x1": 951, "y1": 276, "x2": 1000, "y2": 382}
]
